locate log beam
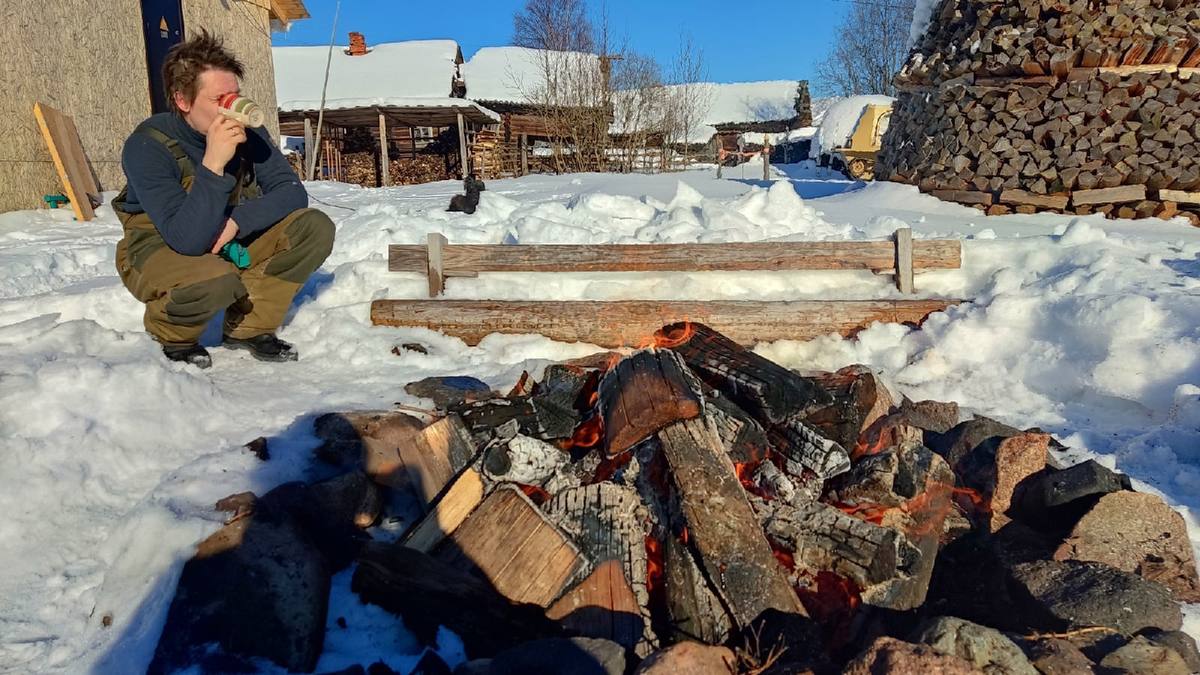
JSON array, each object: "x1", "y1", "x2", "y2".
[{"x1": 370, "y1": 300, "x2": 961, "y2": 348}]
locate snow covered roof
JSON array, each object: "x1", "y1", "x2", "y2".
[
  {"x1": 615, "y1": 80, "x2": 804, "y2": 144},
  {"x1": 461, "y1": 46, "x2": 603, "y2": 105},
  {"x1": 272, "y1": 40, "x2": 463, "y2": 112}
]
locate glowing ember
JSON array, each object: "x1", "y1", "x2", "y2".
[
  {"x1": 645, "y1": 535, "x2": 664, "y2": 595},
  {"x1": 733, "y1": 461, "x2": 761, "y2": 491},
  {"x1": 831, "y1": 483, "x2": 955, "y2": 536},
  {"x1": 518, "y1": 484, "x2": 552, "y2": 505},
  {"x1": 796, "y1": 571, "x2": 863, "y2": 649},
  {"x1": 852, "y1": 430, "x2": 889, "y2": 461},
  {"x1": 563, "y1": 416, "x2": 604, "y2": 451},
  {"x1": 651, "y1": 322, "x2": 697, "y2": 349}
]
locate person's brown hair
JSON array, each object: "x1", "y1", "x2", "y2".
[{"x1": 162, "y1": 29, "x2": 246, "y2": 116}]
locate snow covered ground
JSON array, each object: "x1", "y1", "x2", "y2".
[{"x1": 2, "y1": 163, "x2": 1199, "y2": 673}]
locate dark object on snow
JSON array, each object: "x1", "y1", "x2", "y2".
[
  {"x1": 447, "y1": 177, "x2": 486, "y2": 214},
  {"x1": 405, "y1": 375, "x2": 494, "y2": 408},
  {"x1": 147, "y1": 500, "x2": 330, "y2": 674}
]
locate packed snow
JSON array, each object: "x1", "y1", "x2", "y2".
[{"x1": 2, "y1": 165, "x2": 1200, "y2": 673}]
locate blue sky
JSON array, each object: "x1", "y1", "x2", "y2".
[{"x1": 271, "y1": 0, "x2": 850, "y2": 84}]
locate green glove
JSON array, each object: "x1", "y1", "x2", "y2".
[{"x1": 220, "y1": 241, "x2": 251, "y2": 269}]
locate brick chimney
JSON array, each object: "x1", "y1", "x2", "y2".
[{"x1": 348, "y1": 32, "x2": 367, "y2": 56}]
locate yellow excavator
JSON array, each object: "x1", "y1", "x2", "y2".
[{"x1": 832, "y1": 104, "x2": 893, "y2": 181}]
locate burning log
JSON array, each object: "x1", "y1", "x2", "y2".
[
  {"x1": 543, "y1": 484, "x2": 655, "y2": 653},
  {"x1": 657, "y1": 416, "x2": 809, "y2": 627},
  {"x1": 663, "y1": 531, "x2": 735, "y2": 645},
  {"x1": 352, "y1": 542, "x2": 563, "y2": 659},
  {"x1": 660, "y1": 322, "x2": 832, "y2": 424},
  {"x1": 765, "y1": 501, "x2": 920, "y2": 601},
  {"x1": 597, "y1": 348, "x2": 704, "y2": 457},
  {"x1": 484, "y1": 434, "x2": 578, "y2": 494},
  {"x1": 768, "y1": 417, "x2": 852, "y2": 481},
  {"x1": 800, "y1": 365, "x2": 896, "y2": 452},
  {"x1": 433, "y1": 485, "x2": 585, "y2": 607},
  {"x1": 546, "y1": 561, "x2": 648, "y2": 654},
  {"x1": 822, "y1": 443, "x2": 957, "y2": 610},
  {"x1": 705, "y1": 389, "x2": 773, "y2": 465},
  {"x1": 543, "y1": 483, "x2": 654, "y2": 651}
]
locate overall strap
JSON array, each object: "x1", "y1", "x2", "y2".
[{"x1": 134, "y1": 122, "x2": 194, "y2": 181}]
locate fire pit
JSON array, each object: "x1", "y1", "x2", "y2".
[{"x1": 149, "y1": 321, "x2": 1200, "y2": 674}]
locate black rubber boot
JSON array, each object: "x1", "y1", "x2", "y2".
[
  {"x1": 222, "y1": 333, "x2": 298, "y2": 362},
  {"x1": 162, "y1": 343, "x2": 212, "y2": 369}
]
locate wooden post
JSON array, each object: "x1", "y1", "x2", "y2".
[
  {"x1": 457, "y1": 112, "x2": 469, "y2": 179},
  {"x1": 304, "y1": 118, "x2": 313, "y2": 176},
  {"x1": 520, "y1": 134, "x2": 529, "y2": 176},
  {"x1": 717, "y1": 148, "x2": 724, "y2": 179},
  {"x1": 378, "y1": 111, "x2": 390, "y2": 187},
  {"x1": 428, "y1": 232, "x2": 447, "y2": 297},
  {"x1": 763, "y1": 134, "x2": 771, "y2": 181},
  {"x1": 894, "y1": 227, "x2": 914, "y2": 294}
]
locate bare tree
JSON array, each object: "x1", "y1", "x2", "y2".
[
  {"x1": 662, "y1": 34, "x2": 713, "y2": 166},
  {"x1": 609, "y1": 52, "x2": 668, "y2": 172},
  {"x1": 513, "y1": 0, "x2": 595, "y2": 53},
  {"x1": 813, "y1": 0, "x2": 916, "y2": 97}
]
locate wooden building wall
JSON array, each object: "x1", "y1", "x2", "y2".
[
  {"x1": 0, "y1": 0, "x2": 147, "y2": 214},
  {"x1": 0, "y1": 0, "x2": 284, "y2": 214}
]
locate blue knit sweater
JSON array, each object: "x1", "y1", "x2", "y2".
[{"x1": 119, "y1": 113, "x2": 308, "y2": 256}]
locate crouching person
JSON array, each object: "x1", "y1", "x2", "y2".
[{"x1": 112, "y1": 30, "x2": 333, "y2": 369}]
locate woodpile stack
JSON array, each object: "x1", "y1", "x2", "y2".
[
  {"x1": 287, "y1": 152, "x2": 453, "y2": 187},
  {"x1": 472, "y1": 129, "x2": 520, "y2": 180},
  {"x1": 880, "y1": 0, "x2": 1200, "y2": 220}
]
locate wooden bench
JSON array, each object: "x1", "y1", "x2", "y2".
[{"x1": 370, "y1": 229, "x2": 964, "y2": 347}]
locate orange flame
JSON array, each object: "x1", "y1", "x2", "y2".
[
  {"x1": 832, "y1": 482, "x2": 955, "y2": 537},
  {"x1": 651, "y1": 322, "x2": 697, "y2": 349},
  {"x1": 795, "y1": 571, "x2": 863, "y2": 649},
  {"x1": 519, "y1": 484, "x2": 552, "y2": 505},
  {"x1": 562, "y1": 416, "x2": 604, "y2": 451},
  {"x1": 852, "y1": 430, "x2": 889, "y2": 461},
  {"x1": 645, "y1": 535, "x2": 664, "y2": 595},
  {"x1": 590, "y1": 452, "x2": 632, "y2": 484}
]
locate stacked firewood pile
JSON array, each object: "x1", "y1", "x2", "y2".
[
  {"x1": 286, "y1": 152, "x2": 453, "y2": 187},
  {"x1": 144, "y1": 322, "x2": 1200, "y2": 674},
  {"x1": 880, "y1": 0, "x2": 1200, "y2": 221},
  {"x1": 473, "y1": 130, "x2": 520, "y2": 180}
]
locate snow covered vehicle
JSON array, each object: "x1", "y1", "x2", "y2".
[{"x1": 811, "y1": 95, "x2": 896, "y2": 180}]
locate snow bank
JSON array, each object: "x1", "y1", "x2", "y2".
[
  {"x1": 810, "y1": 94, "x2": 896, "y2": 160},
  {"x1": 3, "y1": 167, "x2": 1200, "y2": 672}
]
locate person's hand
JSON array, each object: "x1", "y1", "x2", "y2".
[
  {"x1": 202, "y1": 115, "x2": 246, "y2": 175},
  {"x1": 210, "y1": 218, "x2": 239, "y2": 254}
]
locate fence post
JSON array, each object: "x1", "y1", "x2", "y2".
[{"x1": 763, "y1": 134, "x2": 771, "y2": 181}]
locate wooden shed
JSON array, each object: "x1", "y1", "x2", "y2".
[{"x1": 0, "y1": 0, "x2": 309, "y2": 214}]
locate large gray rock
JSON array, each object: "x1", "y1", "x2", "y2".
[
  {"x1": 148, "y1": 503, "x2": 329, "y2": 674},
  {"x1": 1098, "y1": 635, "x2": 1190, "y2": 675},
  {"x1": 1015, "y1": 637, "x2": 1096, "y2": 675},
  {"x1": 915, "y1": 616, "x2": 1038, "y2": 675},
  {"x1": 1054, "y1": 491, "x2": 1200, "y2": 602},
  {"x1": 633, "y1": 641, "x2": 736, "y2": 675},
  {"x1": 1009, "y1": 460, "x2": 1131, "y2": 529},
  {"x1": 1007, "y1": 560, "x2": 1182, "y2": 636},
  {"x1": 488, "y1": 638, "x2": 626, "y2": 675},
  {"x1": 1145, "y1": 630, "x2": 1200, "y2": 673},
  {"x1": 842, "y1": 637, "x2": 985, "y2": 674}
]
